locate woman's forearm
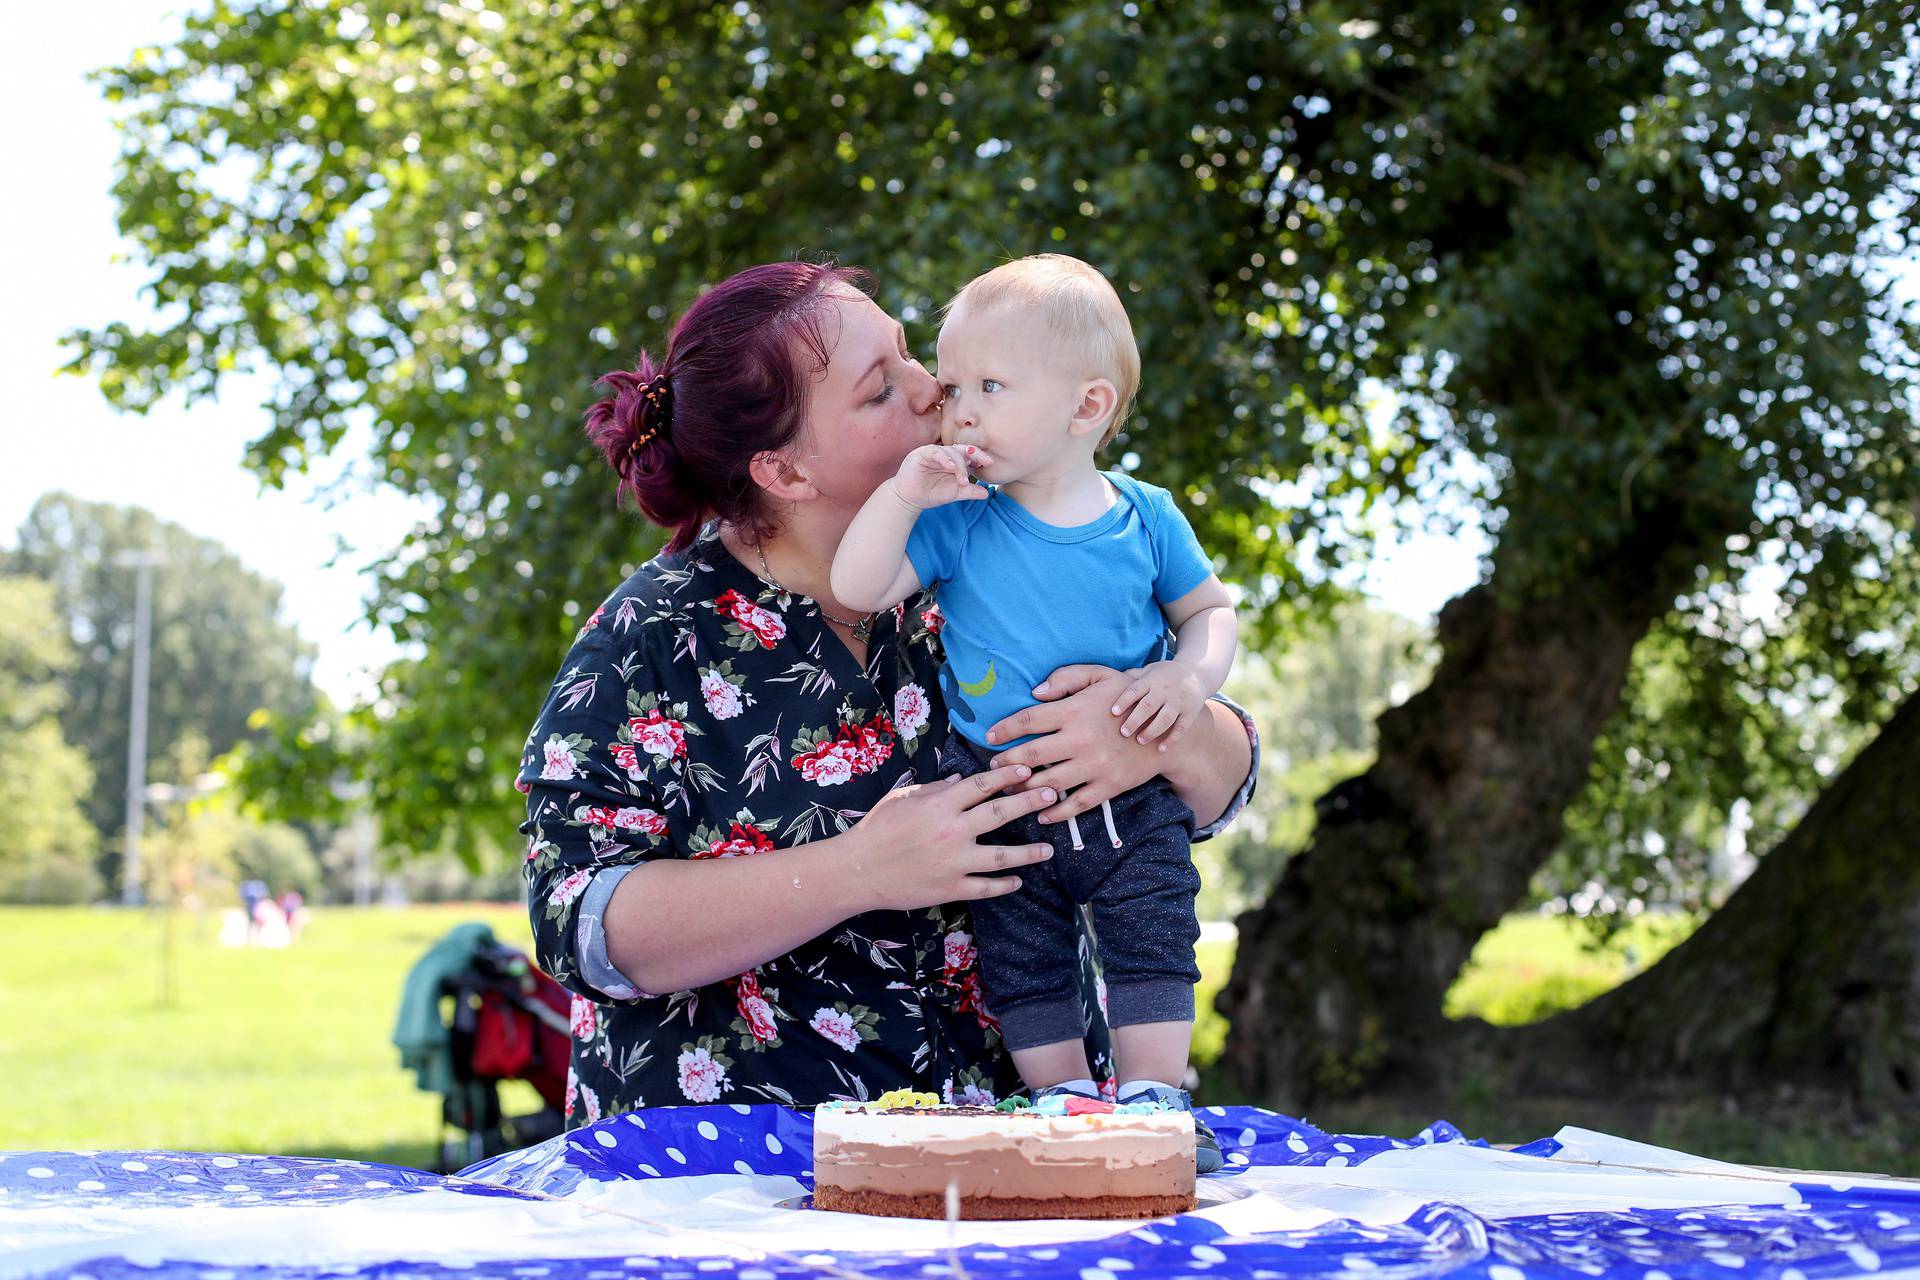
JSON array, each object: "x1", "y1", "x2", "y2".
[
  {"x1": 1162, "y1": 698, "x2": 1253, "y2": 829},
  {"x1": 603, "y1": 831, "x2": 877, "y2": 993}
]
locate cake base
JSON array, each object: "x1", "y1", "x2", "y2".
[{"x1": 813, "y1": 1184, "x2": 1198, "y2": 1220}]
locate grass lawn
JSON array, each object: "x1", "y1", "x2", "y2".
[
  {"x1": 0, "y1": 903, "x2": 538, "y2": 1170},
  {"x1": 4, "y1": 904, "x2": 1907, "y2": 1176}
]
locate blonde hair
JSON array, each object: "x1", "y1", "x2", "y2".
[{"x1": 943, "y1": 254, "x2": 1140, "y2": 448}]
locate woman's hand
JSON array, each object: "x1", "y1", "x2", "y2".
[
  {"x1": 848, "y1": 765, "x2": 1056, "y2": 912},
  {"x1": 980, "y1": 665, "x2": 1167, "y2": 823}
]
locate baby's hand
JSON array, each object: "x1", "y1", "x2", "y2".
[
  {"x1": 894, "y1": 443, "x2": 993, "y2": 510},
  {"x1": 1110, "y1": 661, "x2": 1206, "y2": 750}
]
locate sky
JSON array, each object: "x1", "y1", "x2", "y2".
[{"x1": 0, "y1": 3, "x2": 1487, "y2": 706}]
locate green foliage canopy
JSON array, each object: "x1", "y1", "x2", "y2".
[
  {"x1": 5, "y1": 495, "x2": 323, "y2": 862},
  {"x1": 0, "y1": 576, "x2": 102, "y2": 903},
  {"x1": 69, "y1": 1, "x2": 1920, "y2": 873}
]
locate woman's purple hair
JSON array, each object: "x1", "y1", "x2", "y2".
[{"x1": 584, "y1": 261, "x2": 873, "y2": 553}]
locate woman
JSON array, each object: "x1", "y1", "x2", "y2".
[{"x1": 518, "y1": 262, "x2": 1256, "y2": 1122}]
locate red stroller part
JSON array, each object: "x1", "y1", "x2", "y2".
[{"x1": 437, "y1": 938, "x2": 572, "y2": 1171}]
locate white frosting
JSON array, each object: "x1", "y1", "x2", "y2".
[
  {"x1": 812, "y1": 1109, "x2": 1197, "y2": 1201},
  {"x1": 815, "y1": 1111, "x2": 1191, "y2": 1146}
]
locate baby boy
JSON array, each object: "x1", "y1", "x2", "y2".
[{"x1": 831, "y1": 254, "x2": 1237, "y2": 1171}]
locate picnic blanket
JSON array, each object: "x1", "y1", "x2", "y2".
[{"x1": 4, "y1": 1105, "x2": 1917, "y2": 1279}]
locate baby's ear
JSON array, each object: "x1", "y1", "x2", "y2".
[{"x1": 1070, "y1": 379, "x2": 1119, "y2": 438}]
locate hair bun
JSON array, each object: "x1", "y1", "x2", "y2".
[{"x1": 586, "y1": 359, "x2": 674, "y2": 484}]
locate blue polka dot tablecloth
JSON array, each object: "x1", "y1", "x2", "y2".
[{"x1": 3, "y1": 1106, "x2": 1917, "y2": 1280}]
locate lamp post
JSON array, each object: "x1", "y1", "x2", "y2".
[
  {"x1": 332, "y1": 778, "x2": 375, "y2": 907},
  {"x1": 145, "y1": 772, "x2": 225, "y2": 1006},
  {"x1": 112, "y1": 549, "x2": 167, "y2": 907}
]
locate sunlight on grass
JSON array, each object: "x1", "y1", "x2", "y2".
[
  {"x1": 0, "y1": 904, "x2": 537, "y2": 1167},
  {"x1": 1191, "y1": 911, "x2": 1700, "y2": 1068},
  {"x1": 1442, "y1": 913, "x2": 1696, "y2": 1025},
  {"x1": 4, "y1": 905, "x2": 1704, "y2": 1169}
]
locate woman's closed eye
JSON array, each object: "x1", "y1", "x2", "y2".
[{"x1": 870, "y1": 350, "x2": 924, "y2": 406}]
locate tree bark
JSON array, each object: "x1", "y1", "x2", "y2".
[
  {"x1": 1500, "y1": 687, "x2": 1920, "y2": 1106},
  {"x1": 1215, "y1": 507, "x2": 1706, "y2": 1108}
]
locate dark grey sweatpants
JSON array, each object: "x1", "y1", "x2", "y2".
[{"x1": 937, "y1": 729, "x2": 1201, "y2": 1052}]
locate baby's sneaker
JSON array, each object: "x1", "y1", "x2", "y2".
[
  {"x1": 1115, "y1": 1082, "x2": 1222, "y2": 1175},
  {"x1": 1032, "y1": 1081, "x2": 1104, "y2": 1103}
]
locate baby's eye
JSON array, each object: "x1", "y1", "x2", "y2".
[
  {"x1": 981, "y1": 379, "x2": 1002, "y2": 394},
  {"x1": 940, "y1": 383, "x2": 958, "y2": 400}
]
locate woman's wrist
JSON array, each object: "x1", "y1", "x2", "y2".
[
  {"x1": 1161, "y1": 698, "x2": 1252, "y2": 829},
  {"x1": 816, "y1": 823, "x2": 888, "y2": 914}
]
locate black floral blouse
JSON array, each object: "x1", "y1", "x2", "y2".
[{"x1": 517, "y1": 525, "x2": 1251, "y2": 1125}]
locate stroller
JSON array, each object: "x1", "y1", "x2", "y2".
[{"x1": 394, "y1": 924, "x2": 572, "y2": 1172}]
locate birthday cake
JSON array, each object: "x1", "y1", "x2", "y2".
[{"x1": 811, "y1": 1090, "x2": 1197, "y2": 1220}]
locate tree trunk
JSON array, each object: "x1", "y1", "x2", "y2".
[
  {"x1": 1215, "y1": 509, "x2": 1705, "y2": 1108},
  {"x1": 1501, "y1": 687, "x2": 1920, "y2": 1106}
]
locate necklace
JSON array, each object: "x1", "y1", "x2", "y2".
[{"x1": 754, "y1": 543, "x2": 876, "y2": 642}]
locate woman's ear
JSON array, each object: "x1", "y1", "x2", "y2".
[
  {"x1": 748, "y1": 449, "x2": 820, "y2": 505},
  {"x1": 1069, "y1": 379, "x2": 1119, "y2": 439}
]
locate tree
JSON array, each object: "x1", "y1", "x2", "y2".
[
  {"x1": 1503, "y1": 685, "x2": 1920, "y2": 1104},
  {"x1": 6, "y1": 494, "x2": 323, "y2": 885},
  {"x1": 1200, "y1": 602, "x2": 1431, "y2": 917},
  {"x1": 71, "y1": 1, "x2": 1919, "y2": 1101},
  {"x1": 0, "y1": 576, "x2": 101, "y2": 904}
]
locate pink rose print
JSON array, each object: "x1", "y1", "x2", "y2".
[
  {"x1": 793, "y1": 713, "x2": 896, "y2": 786},
  {"x1": 578, "y1": 604, "x2": 606, "y2": 635},
  {"x1": 920, "y1": 603, "x2": 945, "y2": 635},
  {"x1": 954, "y1": 1081, "x2": 996, "y2": 1108},
  {"x1": 795, "y1": 745, "x2": 855, "y2": 786},
  {"x1": 578, "y1": 1082, "x2": 603, "y2": 1124},
  {"x1": 677, "y1": 1045, "x2": 728, "y2": 1102},
  {"x1": 615, "y1": 806, "x2": 668, "y2": 835},
  {"x1": 735, "y1": 975, "x2": 778, "y2": 1044},
  {"x1": 714, "y1": 589, "x2": 787, "y2": 648},
  {"x1": 629, "y1": 710, "x2": 688, "y2": 760},
  {"x1": 893, "y1": 683, "x2": 931, "y2": 737},
  {"x1": 943, "y1": 930, "x2": 977, "y2": 977},
  {"x1": 697, "y1": 821, "x2": 775, "y2": 859},
  {"x1": 810, "y1": 1007, "x2": 860, "y2": 1052},
  {"x1": 563, "y1": 1063, "x2": 579, "y2": 1122},
  {"x1": 741, "y1": 994, "x2": 778, "y2": 1043},
  {"x1": 848, "y1": 729, "x2": 883, "y2": 771},
  {"x1": 609, "y1": 742, "x2": 641, "y2": 777},
  {"x1": 548, "y1": 869, "x2": 592, "y2": 909},
  {"x1": 575, "y1": 804, "x2": 668, "y2": 835},
  {"x1": 570, "y1": 995, "x2": 598, "y2": 1041},
  {"x1": 863, "y1": 713, "x2": 896, "y2": 768},
  {"x1": 955, "y1": 971, "x2": 998, "y2": 1032},
  {"x1": 700, "y1": 670, "x2": 744, "y2": 720},
  {"x1": 541, "y1": 739, "x2": 578, "y2": 781}
]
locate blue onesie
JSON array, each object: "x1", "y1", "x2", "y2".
[
  {"x1": 905, "y1": 471, "x2": 1213, "y2": 750},
  {"x1": 907, "y1": 471, "x2": 1215, "y2": 1052}
]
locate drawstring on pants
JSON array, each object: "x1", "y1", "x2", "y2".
[{"x1": 1064, "y1": 799, "x2": 1124, "y2": 852}]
